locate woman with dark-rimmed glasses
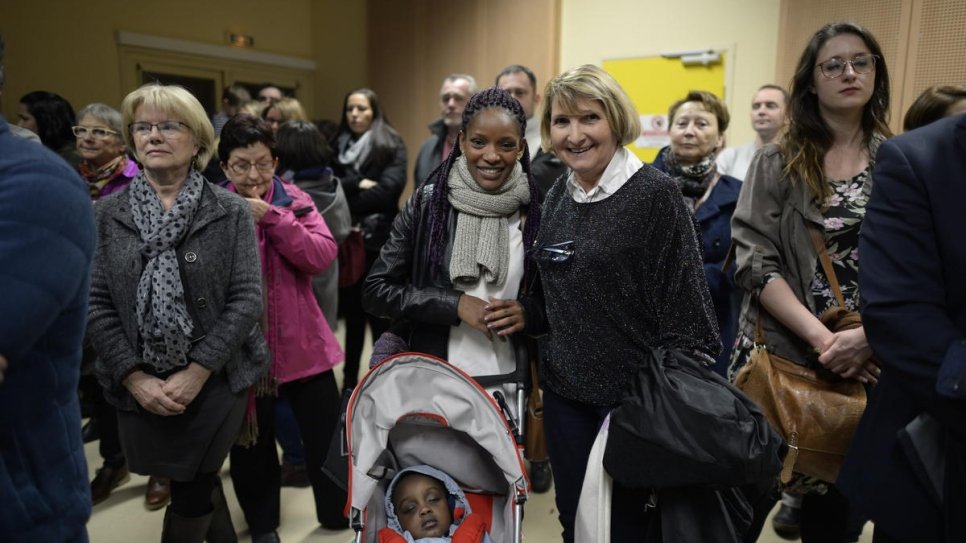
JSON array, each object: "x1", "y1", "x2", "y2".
[
  {"x1": 219, "y1": 113, "x2": 348, "y2": 542},
  {"x1": 730, "y1": 22, "x2": 891, "y2": 542}
]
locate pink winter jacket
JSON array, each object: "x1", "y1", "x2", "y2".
[{"x1": 228, "y1": 178, "x2": 343, "y2": 383}]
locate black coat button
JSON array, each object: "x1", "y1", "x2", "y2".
[
  {"x1": 185, "y1": 252, "x2": 197, "y2": 263},
  {"x1": 196, "y1": 297, "x2": 208, "y2": 308}
]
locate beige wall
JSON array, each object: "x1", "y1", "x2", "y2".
[
  {"x1": 366, "y1": 0, "x2": 560, "y2": 200},
  {"x1": 2, "y1": 0, "x2": 779, "y2": 148},
  {"x1": 0, "y1": 0, "x2": 365, "y2": 122},
  {"x1": 311, "y1": 0, "x2": 368, "y2": 122},
  {"x1": 559, "y1": 0, "x2": 781, "y2": 147}
]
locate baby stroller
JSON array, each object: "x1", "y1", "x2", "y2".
[{"x1": 345, "y1": 352, "x2": 530, "y2": 543}]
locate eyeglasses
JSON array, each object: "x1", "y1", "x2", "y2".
[
  {"x1": 816, "y1": 54, "x2": 878, "y2": 79},
  {"x1": 529, "y1": 240, "x2": 575, "y2": 265},
  {"x1": 129, "y1": 121, "x2": 190, "y2": 139},
  {"x1": 226, "y1": 159, "x2": 276, "y2": 176},
  {"x1": 72, "y1": 126, "x2": 119, "y2": 139}
]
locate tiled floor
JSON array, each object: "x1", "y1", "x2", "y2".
[{"x1": 83, "y1": 322, "x2": 873, "y2": 542}]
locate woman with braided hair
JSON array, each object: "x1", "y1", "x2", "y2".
[{"x1": 363, "y1": 85, "x2": 546, "y2": 390}]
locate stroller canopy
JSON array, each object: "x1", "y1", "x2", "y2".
[{"x1": 347, "y1": 353, "x2": 529, "y2": 513}]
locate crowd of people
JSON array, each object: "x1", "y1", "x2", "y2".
[{"x1": 2, "y1": 20, "x2": 965, "y2": 543}]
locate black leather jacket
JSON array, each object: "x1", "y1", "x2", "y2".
[{"x1": 362, "y1": 186, "x2": 546, "y2": 360}]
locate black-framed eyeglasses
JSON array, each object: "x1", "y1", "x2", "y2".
[
  {"x1": 72, "y1": 126, "x2": 119, "y2": 139},
  {"x1": 816, "y1": 54, "x2": 878, "y2": 79},
  {"x1": 129, "y1": 121, "x2": 190, "y2": 139},
  {"x1": 226, "y1": 159, "x2": 277, "y2": 176},
  {"x1": 529, "y1": 240, "x2": 575, "y2": 265}
]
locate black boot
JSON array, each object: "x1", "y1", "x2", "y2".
[
  {"x1": 207, "y1": 479, "x2": 238, "y2": 543},
  {"x1": 160, "y1": 506, "x2": 213, "y2": 543},
  {"x1": 530, "y1": 460, "x2": 553, "y2": 494}
]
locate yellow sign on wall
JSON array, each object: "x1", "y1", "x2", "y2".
[{"x1": 604, "y1": 54, "x2": 726, "y2": 163}]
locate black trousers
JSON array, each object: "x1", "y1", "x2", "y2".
[
  {"x1": 543, "y1": 387, "x2": 655, "y2": 543},
  {"x1": 743, "y1": 483, "x2": 853, "y2": 543},
  {"x1": 229, "y1": 371, "x2": 347, "y2": 535},
  {"x1": 93, "y1": 388, "x2": 124, "y2": 467},
  {"x1": 338, "y1": 249, "x2": 389, "y2": 390}
]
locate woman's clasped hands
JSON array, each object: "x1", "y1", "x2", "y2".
[
  {"x1": 457, "y1": 295, "x2": 525, "y2": 340},
  {"x1": 123, "y1": 363, "x2": 212, "y2": 416},
  {"x1": 817, "y1": 326, "x2": 880, "y2": 384}
]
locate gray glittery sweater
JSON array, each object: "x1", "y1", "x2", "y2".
[{"x1": 535, "y1": 165, "x2": 721, "y2": 406}]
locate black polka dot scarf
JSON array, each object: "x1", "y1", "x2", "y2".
[{"x1": 128, "y1": 170, "x2": 205, "y2": 373}]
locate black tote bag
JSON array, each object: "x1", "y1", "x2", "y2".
[{"x1": 603, "y1": 347, "x2": 784, "y2": 489}]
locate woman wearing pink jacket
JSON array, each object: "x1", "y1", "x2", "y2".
[{"x1": 219, "y1": 114, "x2": 347, "y2": 542}]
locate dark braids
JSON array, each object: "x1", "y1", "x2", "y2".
[{"x1": 414, "y1": 86, "x2": 543, "y2": 282}]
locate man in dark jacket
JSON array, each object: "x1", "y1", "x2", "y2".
[
  {"x1": 838, "y1": 113, "x2": 966, "y2": 543},
  {"x1": 0, "y1": 33, "x2": 97, "y2": 542},
  {"x1": 496, "y1": 64, "x2": 568, "y2": 198},
  {"x1": 412, "y1": 74, "x2": 476, "y2": 189}
]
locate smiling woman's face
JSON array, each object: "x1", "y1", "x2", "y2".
[
  {"x1": 549, "y1": 98, "x2": 618, "y2": 189},
  {"x1": 459, "y1": 107, "x2": 524, "y2": 192}
]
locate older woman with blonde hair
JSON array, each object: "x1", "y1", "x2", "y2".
[
  {"x1": 262, "y1": 97, "x2": 307, "y2": 135},
  {"x1": 88, "y1": 83, "x2": 269, "y2": 542},
  {"x1": 73, "y1": 101, "x2": 177, "y2": 510},
  {"x1": 536, "y1": 65, "x2": 719, "y2": 541}
]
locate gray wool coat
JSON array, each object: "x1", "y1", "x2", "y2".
[{"x1": 88, "y1": 180, "x2": 271, "y2": 411}]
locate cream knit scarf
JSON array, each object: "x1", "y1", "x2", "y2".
[{"x1": 447, "y1": 155, "x2": 529, "y2": 288}]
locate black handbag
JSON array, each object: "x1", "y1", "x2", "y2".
[
  {"x1": 321, "y1": 388, "x2": 353, "y2": 491},
  {"x1": 603, "y1": 347, "x2": 785, "y2": 489}
]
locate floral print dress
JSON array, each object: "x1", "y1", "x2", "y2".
[
  {"x1": 729, "y1": 166, "x2": 872, "y2": 371},
  {"x1": 729, "y1": 166, "x2": 873, "y2": 492},
  {"x1": 810, "y1": 166, "x2": 871, "y2": 313}
]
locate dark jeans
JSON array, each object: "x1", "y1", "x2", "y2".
[
  {"x1": 543, "y1": 387, "x2": 655, "y2": 543},
  {"x1": 229, "y1": 371, "x2": 347, "y2": 535},
  {"x1": 274, "y1": 396, "x2": 305, "y2": 464},
  {"x1": 338, "y1": 249, "x2": 389, "y2": 391}
]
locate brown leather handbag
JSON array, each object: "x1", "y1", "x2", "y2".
[
  {"x1": 734, "y1": 226, "x2": 868, "y2": 483},
  {"x1": 525, "y1": 357, "x2": 549, "y2": 462}
]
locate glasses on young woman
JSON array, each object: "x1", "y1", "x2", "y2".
[
  {"x1": 816, "y1": 54, "x2": 878, "y2": 79},
  {"x1": 226, "y1": 159, "x2": 277, "y2": 176},
  {"x1": 72, "y1": 126, "x2": 119, "y2": 139},
  {"x1": 128, "y1": 121, "x2": 190, "y2": 139}
]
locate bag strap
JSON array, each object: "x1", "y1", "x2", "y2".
[
  {"x1": 754, "y1": 223, "x2": 845, "y2": 345},
  {"x1": 807, "y1": 224, "x2": 847, "y2": 309}
]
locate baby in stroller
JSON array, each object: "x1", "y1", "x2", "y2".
[{"x1": 381, "y1": 465, "x2": 493, "y2": 543}]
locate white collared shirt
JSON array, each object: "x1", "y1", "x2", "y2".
[
  {"x1": 565, "y1": 147, "x2": 643, "y2": 203},
  {"x1": 525, "y1": 115, "x2": 543, "y2": 158}
]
